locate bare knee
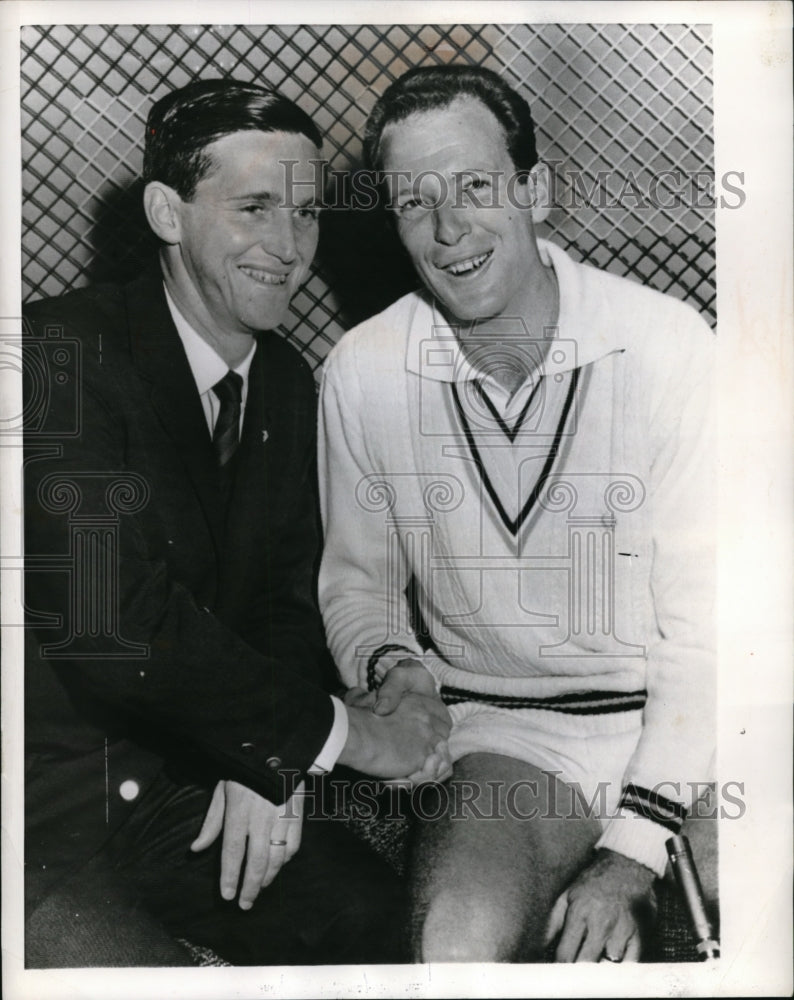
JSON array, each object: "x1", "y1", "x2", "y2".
[{"x1": 414, "y1": 889, "x2": 521, "y2": 963}]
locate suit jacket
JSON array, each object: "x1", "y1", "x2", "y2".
[{"x1": 23, "y1": 266, "x2": 334, "y2": 903}]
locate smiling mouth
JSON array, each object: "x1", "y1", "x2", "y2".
[
  {"x1": 240, "y1": 266, "x2": 289, "y2": 286},
  {"x1": 440, "y1": 251, "x2": 493, "y2": 276}
]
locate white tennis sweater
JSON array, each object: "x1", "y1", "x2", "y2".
[{"x1": 318, "y1": 240, "x2": 716, "y2": 875}]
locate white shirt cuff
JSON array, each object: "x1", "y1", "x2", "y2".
[{"x1": 308, "y1": 695, "x2": 348, "y2": 774}]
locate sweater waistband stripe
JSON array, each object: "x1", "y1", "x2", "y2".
[{"x1": 439, "y1": 686, "x2": 647, "y2": 714}]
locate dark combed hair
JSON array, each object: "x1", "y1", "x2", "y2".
[
  {"x1": 363, "y1": 65, "x2": 538, "y2": 175},
  {"x1": 143, "y1": 78, "x2": 323, "y2": 200}
]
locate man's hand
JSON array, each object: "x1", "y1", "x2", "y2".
[
  {"x1": 371, "y1": 658, "x2": 442, "y2": 715},
  {"x1": 381, "y1": 738, "x2": 453, "y2": 789},
  {"x1": 339, "y1": 684, "x2": 451, "y2": 780},
  {"x1": 544, "y1": 849, "x2": 657, "y2": 962},
  {"x1": 364, "y1": 658, "x2": 453, "y2": 785},
  {"x1": 190, "y1": 779, "x2": 304, "y2": 910},
  {"x1": 343, "y1": 686, "x2": 377, "y2": 709}
]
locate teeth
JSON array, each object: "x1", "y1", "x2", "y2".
[
  {"x1": 240, "y1": 266, "x2": 288, "y2": 285},
  {"x1": 446, "y1": 251, "x2": 491, "y2": 276}
]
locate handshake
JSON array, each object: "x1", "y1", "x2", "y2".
[
  {"x1": 191, "y1": 659, "x2": 452, "y2": 911},
  {"x1": 338, "y1": 658, "x2": 453, "y2": 786}
]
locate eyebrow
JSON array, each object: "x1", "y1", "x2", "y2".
[
  {"x1": 394, "y1": 167, "x2": 495, "y2": 189},
  {"x1": 227, "y1": 191, "x2": 275, "y2": 203},
  {"x1": 293, "y1": 192, "x2": 321, "y2": 208},
  {"x1": 226, "y1": 191, "x2": 320, "y2": 208}
]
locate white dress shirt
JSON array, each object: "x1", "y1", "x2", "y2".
[{"x1": 165, "y1": 286, "x2": 348, "y2": 777}]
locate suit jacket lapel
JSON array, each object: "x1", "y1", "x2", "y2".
[{"x1": 124, "y1": 267, "x2": 225, "y2": 550}]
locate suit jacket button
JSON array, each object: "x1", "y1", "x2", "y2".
[
  {"x1": 240, "y1": 742, "x2": 256, "y2": 754},
  {"x1": 119, "y1": 779, "x2": 140, "y2": 801},
  {"x1": 265, "y1": 756, "x2": 281, "y2": 770}
]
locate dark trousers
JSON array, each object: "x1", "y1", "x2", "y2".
[{"x1": 25, "y1": 771, "x2": 406, "y2": 967}]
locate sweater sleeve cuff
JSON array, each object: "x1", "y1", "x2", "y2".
[{"x1": 595, "y1": 811, "x2": 672, "y2": 878}]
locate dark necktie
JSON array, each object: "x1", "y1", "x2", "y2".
[{"x1": 211, "y1": 370, "x2": 243, "y2": 495}]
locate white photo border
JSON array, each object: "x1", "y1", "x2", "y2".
[{"x1": 2, "y1": 2, "x2": 792, "y2": 998}]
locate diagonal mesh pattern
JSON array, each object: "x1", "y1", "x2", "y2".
[
  {"x1": 21, "y1": 22, "x2": 714, "y2": 376},
  {"x1": 499, "y1": 23, "x2": 715, "y2": 317}
]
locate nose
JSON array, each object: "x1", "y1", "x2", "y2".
[
  {"x1": 265, "y1": 210, "x2": 298, "y2": 263},
  {"x1": 432, "y1": 202, "x2": 471, "y2": 245}
]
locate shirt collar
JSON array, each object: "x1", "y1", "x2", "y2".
[
  {"x1": 405, "y1": 239, "x2": 625, "y2": 384},
  {"x1": 164, "y1": 285, "x2": 256, "y2": 396}
]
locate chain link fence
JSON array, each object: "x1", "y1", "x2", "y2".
[{"x1": 21, "y1": 22, "x2": 714, "y2": 373}]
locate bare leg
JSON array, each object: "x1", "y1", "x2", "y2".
[{"x1": 409, "y1": 753, "x2": 602, "y2": 962}]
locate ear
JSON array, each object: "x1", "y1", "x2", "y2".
[
  {"x1": 143, "y1": 181, "x2": 183, "y2": 245},
  {"x1": 529, "y1": 162, "x2": 552, "y2": 225}
]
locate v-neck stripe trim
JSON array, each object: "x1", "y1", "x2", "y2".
[
  {"x1": 474, "y1": 376, "x2": 544, "y2": 443},
  {"x1": 451, "y1": 367, "x2": 581, "y2": 537}
]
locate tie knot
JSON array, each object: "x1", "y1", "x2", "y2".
[{"x1": 212, "y1": 370, "x2": 243, "y2": 406}]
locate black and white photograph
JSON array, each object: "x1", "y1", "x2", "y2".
[{"x1": 1, "y1": 2, "x2": 791, "y2": 998}]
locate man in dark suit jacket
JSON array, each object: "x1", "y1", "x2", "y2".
[{"x1": 23, "y1": 79, "x2": 451, "y2": 967}]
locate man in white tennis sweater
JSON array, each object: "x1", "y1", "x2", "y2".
[{"x1": 318, "y1": 65, "x2": 715, "y2": 962}]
